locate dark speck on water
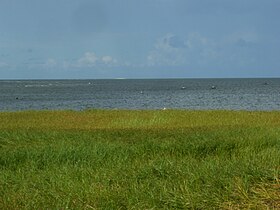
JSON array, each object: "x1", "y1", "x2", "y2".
[
  {"x1": 0, "y1": 78, "x2": 280, "y2": 111},
  {"x1": 211, "y1": 85, "x2": 217, "y2": 90}
]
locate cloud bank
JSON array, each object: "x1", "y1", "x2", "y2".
[{"x1": 147, "y1": 32, "x2": 259, "y2": 70}]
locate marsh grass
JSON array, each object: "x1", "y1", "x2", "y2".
[{"x1": 0, "y1": 110, "x2": 279, "y2": 209}]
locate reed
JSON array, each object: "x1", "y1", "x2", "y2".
[{"x1": 0, "y1": 110, "x2": 279, "y2": 209}]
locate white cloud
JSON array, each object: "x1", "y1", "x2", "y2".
[
  {"x1": 45, "y1": 58, "x2": 57, "y2": 67},
  {"x1": 147, "y1": 34, "x2": 185, "y2": 66},
  {"x1": 101, "y1": 56, "x2": 117, "y2": 64},
  {"x1": 75, "y1": 52, "x2": 118, "y2": 68},
  {"x1": 225, "y1": 31, "x2": 258, "y2": 44},
  {"x1": 25, "y1": 58, "x2": 58, "y2": 69},
  {"x1": 147, "y1": 32, "x2": 258, "y2": 68},
  {"x1": 0, "y1": 61, "x2": 9, "y2": 68},
  {"x1": 155, "y1": 33, "x2": 187, "y2": 50},
  {"x1": 185, "y1": 32, "x2": 209, "y2": 50},
  {"x1": 78, "y1": 52, "x2": 98, "y2": 67},
  {"x1": 147, "y1": 33, "x2": 212, "y2": 66}
]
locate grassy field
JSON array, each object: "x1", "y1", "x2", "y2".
[{"x1": 0, "y1": 110, "x2": 279, "y2": 209}]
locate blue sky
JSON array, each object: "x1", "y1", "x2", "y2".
[{"x1": 0, "y1": 0, "x2": 279, "y2": 79}]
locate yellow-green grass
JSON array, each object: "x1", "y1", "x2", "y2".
[{"x1": 0, "y1": 110, "x2": 279, "y2": 209}]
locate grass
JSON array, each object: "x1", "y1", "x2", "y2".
[{"x1": 0, "y1": 110, "x2": 279, "y2": 209}]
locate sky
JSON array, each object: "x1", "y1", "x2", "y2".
[{"x1": 0, "y1": 0, "x2": 280, "y2": 79}]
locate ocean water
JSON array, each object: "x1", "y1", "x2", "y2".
[{"x1": 0, "y1": 78, "x2": 280, "y2": 111}]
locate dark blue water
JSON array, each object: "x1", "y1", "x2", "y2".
[{"x1": 0, "y1": 78, "x2": 280, "y2": 111}]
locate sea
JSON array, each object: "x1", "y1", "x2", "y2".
[{"x1": 0, "y1": 78, "x2": 280, "y2": 111}]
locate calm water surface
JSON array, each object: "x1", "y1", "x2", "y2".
[{"x1": 0, "y1": 78, "x2": 280, "y2": 111}]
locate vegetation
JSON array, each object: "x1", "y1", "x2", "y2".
[{"x1": 0, "y1": 110, "x2": 279, "y2": 209}]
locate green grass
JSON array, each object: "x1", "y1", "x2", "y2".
[{"x1": 0, "y1": 110, "x2": 279, "y2": 209}]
